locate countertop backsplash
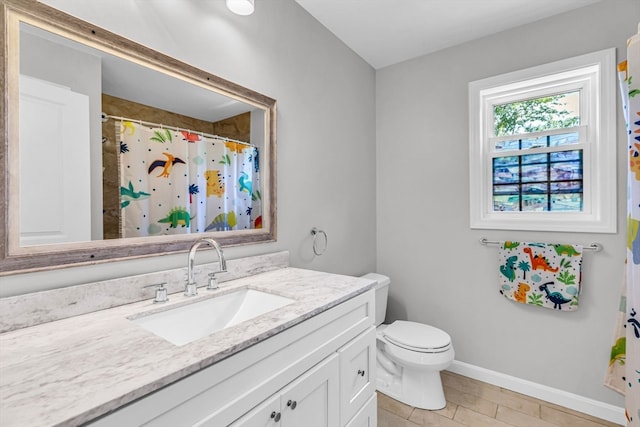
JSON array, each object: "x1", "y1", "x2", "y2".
[{"x1": 0, "y1": 251, "x2": 289, "y2": 333}]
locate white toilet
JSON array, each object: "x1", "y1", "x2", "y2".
[{"x1": 362, "y1": 273, "x2": 454, "y2": 410}]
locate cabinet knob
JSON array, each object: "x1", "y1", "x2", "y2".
[
  {"x1": 270, "y1": 411, "x2": 281, "y2": 422},
  {"x1": 287, "y1": 399, "x2": 297, "y2": 410},
  {"x1": 358, "y1": 369, "x2": 366, "y2": 377}
]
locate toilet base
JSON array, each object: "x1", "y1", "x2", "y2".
[{"x1": 377, "y1": 366, "x2": 447, "y2": 410}]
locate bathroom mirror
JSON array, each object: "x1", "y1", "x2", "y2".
[{"x1": 0, "y1": 0, "x2": 277, "y2": 274}]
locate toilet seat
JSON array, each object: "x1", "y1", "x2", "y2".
[{"x1": 383, "y1": 320, "x2": 452, "y2": 353}]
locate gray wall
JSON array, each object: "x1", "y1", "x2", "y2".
[
  {"x1": 2, "y1": 0, "x2": 377, "y2": 294},
  {"x1": 376, "y1": 0, "x2": 638, "y2": 406}
]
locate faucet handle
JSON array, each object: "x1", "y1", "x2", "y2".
[
  {"x1": 206, "y1": 273, "x2": 219, "y2": 291},
  {"x1": 144, "y1": 283, "x2": 169, "y2": 303}
]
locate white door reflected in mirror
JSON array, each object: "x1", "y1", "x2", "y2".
[{"x1": 19, "y1": 75, "x2": 92, "y2": 246}]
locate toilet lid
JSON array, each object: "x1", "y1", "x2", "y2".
[{"x1": 383, "y1": 320, "x2": 451, "y2": 352}]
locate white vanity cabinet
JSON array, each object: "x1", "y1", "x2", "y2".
[
  {"x1": 230, "y1": 325, "x2": 377, "y2": 427},
  {"x1": 88, "y1": 289, "x2": 376, "y2": 427}
]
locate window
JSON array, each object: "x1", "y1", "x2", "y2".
[
  {"x1": 469, "y1": 49, "x2": 616, "y2": 233},
  {"x1": 492, "y1": 91, "x2": 582, "y2": 213}
]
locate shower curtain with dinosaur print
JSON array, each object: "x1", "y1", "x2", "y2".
[
  {"x1": 118, "y1": 121, "x2": 261, "y2": 238},
  {"x1": 606, "y1": 25, "x2": 640, "y2": 426}
]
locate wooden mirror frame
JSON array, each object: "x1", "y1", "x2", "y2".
[{"x1": 0, "y1": 0, "x2": 277, "y2": 275}]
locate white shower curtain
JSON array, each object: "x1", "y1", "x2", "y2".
[
  {"x1": 607, "y1": 24, "x2": 640, "y2": 426},
  {"x1": 118, "y1": 121, "x2": 261, "y2": 237}
]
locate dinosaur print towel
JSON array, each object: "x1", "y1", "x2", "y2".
[{"x1": 498, "y1": 241, "x2": 583, "y2": 311}]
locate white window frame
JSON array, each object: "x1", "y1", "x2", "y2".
[{"x1": 468, "y1": 48, "x2": 616, "y2": 233}]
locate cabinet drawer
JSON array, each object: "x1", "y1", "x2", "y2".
[{"x1": 338, "y1": 326, "x2": 376, "y2": 426}]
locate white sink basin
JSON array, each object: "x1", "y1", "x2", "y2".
[{"x1": 131, "y1": 288, "x2": 294, "y2": 346}]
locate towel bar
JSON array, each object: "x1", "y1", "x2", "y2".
[{"x1": 479, "y1": 238, "x2": 602, "y2": 252}]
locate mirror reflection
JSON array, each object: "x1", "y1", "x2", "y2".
[
  {"x1": 19, "y1": 23, "x2": 265, "y2": 247},
  {"x1": 1, "y1": 0, "x2": 275, "y2": 274}
]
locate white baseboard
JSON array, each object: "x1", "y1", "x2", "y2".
[{"x1": 446, "y1": 360, "x2": 626, "y2": 425}]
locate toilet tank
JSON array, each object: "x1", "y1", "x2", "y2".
[{"x1": 361, "y1": 273, "x2": 390, "y2": 326}]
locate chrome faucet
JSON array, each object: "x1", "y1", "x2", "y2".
[{"x1": 185, "y1": 238, "x2": 227, "y2": 296}]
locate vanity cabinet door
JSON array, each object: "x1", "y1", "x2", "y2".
[
  {"x1": 230, "y1": 354, "x2": 339, "y2": 427},
  {"x1": 344, "y1": 394, "x2": 377, "y2": 427},
  {"x1": 338, "y1": 326, "x2": 376, "y2": 426},
  {"x1": 280, "y1": 353, "x2": 339, "y2": 427}
]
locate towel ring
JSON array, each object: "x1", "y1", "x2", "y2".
[{"x1": 311, "y1": 228, "x2": 328, "y2": 256}]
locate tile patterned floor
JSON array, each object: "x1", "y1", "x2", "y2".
[{"x1": 377, "y1": 371, "x2": 623, "y2": 427}]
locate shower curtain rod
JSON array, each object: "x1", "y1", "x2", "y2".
[
  {"x1": 479, "y1": 237, "x2": 602, "y2": 252},
  {"x1": 102, "y1": 113, "x2": 254, "y2": 147}
]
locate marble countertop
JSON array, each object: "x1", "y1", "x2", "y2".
[{"x1": 0, "y1": 267, "x2": 375, "y2": 427}]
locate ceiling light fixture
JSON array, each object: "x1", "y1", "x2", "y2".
[{"x1": 226, "y1": 0, "x2": 255, "y2": 16}]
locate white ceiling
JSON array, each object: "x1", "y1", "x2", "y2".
[{"x1": 294, "y1": 0, "x2": 602, "y2": 69}]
